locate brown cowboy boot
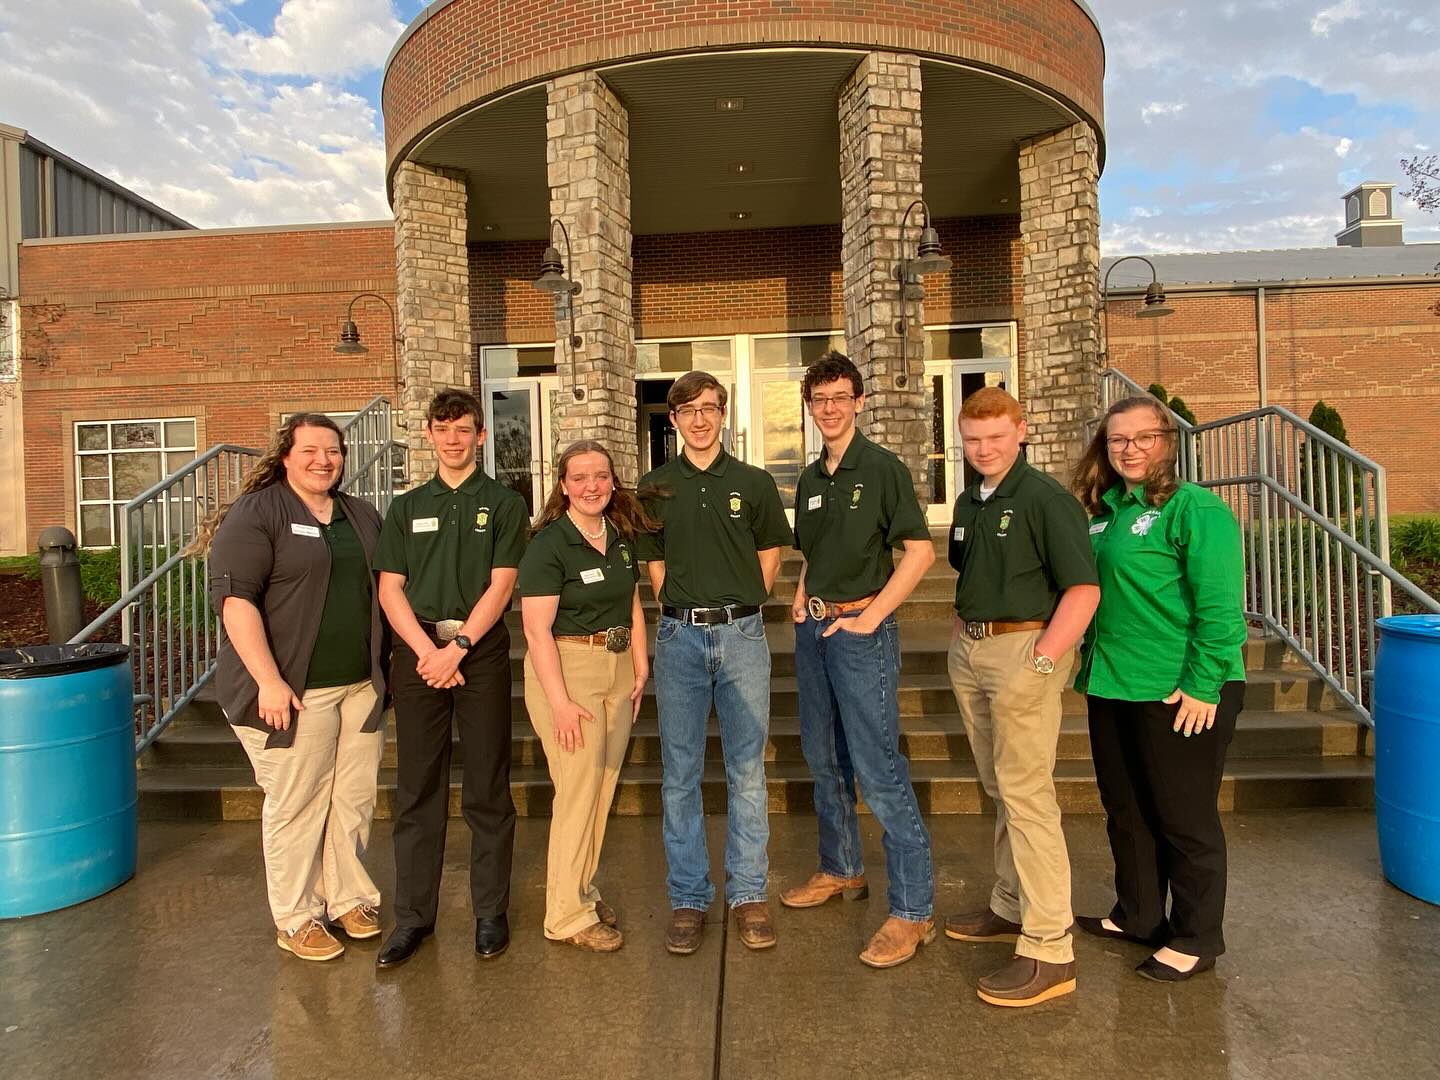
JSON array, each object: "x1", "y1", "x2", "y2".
[
  {"x1": 778, "y1": 872, "x2": 869, "y2": 909},
  {"x1": 733, "y1": 902, "x2": 777, "y2": 950},
  {"x1": 858, "y1": 916, "x2": 937, "y2": 969}
]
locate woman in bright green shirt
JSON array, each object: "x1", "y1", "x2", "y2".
[{"x1": 1071, "y1": 396, "x2": 1247, "y2": 983}]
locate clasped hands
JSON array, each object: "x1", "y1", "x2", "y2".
[{"x1": 417, "y1": 641, "x2": 466, "y2": 689}]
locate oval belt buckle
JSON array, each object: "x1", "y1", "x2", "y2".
[
  {"x1": 807, "y1": 596, "x2": 828, "y2": 621},
  {"x1": 964, "y1": 620, "x2": 986, "y2": 641},
  {"x1": 604, "y1": 626, "x2": 631, "y2": 654}
]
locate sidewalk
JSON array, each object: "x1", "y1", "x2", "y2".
[{"x1": 2, "y1": 811, "x2": 1436, "y2": 1080}]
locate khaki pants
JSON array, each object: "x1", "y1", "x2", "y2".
[
  {"x1": 236, "y1": 680, "x2": 384, "y2": 933},
  {"x1": 524, "y1": 641, "x2": 634, "y2": 939},
  {"x1": 947, "y1": 628, "x2": 1075, "y2": 964}
]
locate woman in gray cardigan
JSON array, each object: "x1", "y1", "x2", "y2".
[{"x1": 196, "y1": 414, "x2": 387, "y2": 962}]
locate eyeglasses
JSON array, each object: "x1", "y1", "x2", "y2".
[
  {"x1": 673, "y1": 404, "x2": 723, "y2": 421},
  {"x1": 1105, "y1": 430, "x2": 1169, "y2": 452},
  {"x1": 808, "y1": 393, "x2": 856, "y2": 410}
]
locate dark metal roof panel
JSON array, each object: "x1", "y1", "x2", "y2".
[{"x1": 1102, "y1": 244, "x2": 1440, "y2": 288}]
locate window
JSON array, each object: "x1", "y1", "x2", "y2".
[
  {"x1": 752, "y1": 332, "x2": 846, "y2": 369},
  {"x1": 75, "y1": 419, "x2": 197, "y2": 548},
  {"x1": 482, "y1": 345, "x2": 558, "y2": 379},
  {"x1": 635, "y1": 337, "x2": 734, "y2": 376},
  {"x1": 0, "y1": 298, "x2": 15, "y2": 381}
]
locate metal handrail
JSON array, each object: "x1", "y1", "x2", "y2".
[
  {"x1": 71, "y1": 398, "x2": 406, "y2": 752},
  {"x1": 1101, "y1": 369, "x2": 1440, "y2": 724}
]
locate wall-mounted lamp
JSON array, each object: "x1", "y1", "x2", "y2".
[
  {"x1": 334, "y1": 291, "x2": 403, "y2": 401},
  {"x1": 1101, "y1": 255, "x2": 1175, "y2": 365},
  {"x1": 533, "y1": 218, "x2": 584, "y2": 400},
  {"x1": 894, "y1": 199, "x2": 952, "y2": 389}
]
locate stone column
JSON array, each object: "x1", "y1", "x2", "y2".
[
  {"x1": 838, "y1": 51, "x2": 928, "y2": 498},
  {"x1": 393, "y1": 161, "x2": 472, "y2": 481},
  {"x1": 1018, "y1": 122, "x2": 1101, "y2": 477},
  {"x1": 546, "y1": 72, "x2": 637, "y2": 485}
]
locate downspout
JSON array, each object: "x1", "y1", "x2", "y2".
[{"x1": 1256, "y1": 286, "x2": 1267, "y2": 408}]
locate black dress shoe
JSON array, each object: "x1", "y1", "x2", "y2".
[
  {"x1": 1075, "y1": 915, "x2": 1157, "y2": 946},
  {"x1": 376, "y1": 925, "x2": 431, "y2": 968},
  {"x1": 1135, "y1": 953, "x2": 1216, "y2": 982},
  {"x1": 475, "y1": 914, "x2": 509, "y2": 959}
]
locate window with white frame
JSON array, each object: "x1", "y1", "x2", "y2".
[
  {"x1": 1, "y1": 297, "x2": 16, "y2": 381},
  {"x1": 75, "y1": 419, "x2": 197, "y2": 548}
]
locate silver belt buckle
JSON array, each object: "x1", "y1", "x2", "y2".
[
  {"x1": 435, "y1": 619, "x2": 464, "y2": 642},
  {"x1": 604, "y1": 626, "x2": 631, "y2": 654},
  {"x1": 964, "y1": 620, "x2": 987, "y2": 641},
  {"x1": 807, "y1": 596, "x2": 828, "y2": 621}
]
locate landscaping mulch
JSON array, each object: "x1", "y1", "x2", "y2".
[{"x1": 0, "y1": 570, "x2": 118, "y2": 650}]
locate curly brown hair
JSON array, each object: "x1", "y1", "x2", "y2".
[
  {"x1": 1071, "y1": 396, "x2": 1181, "y2": 515},
  {"x1": 531, "y1": 440, "x2": 660, "y2": 540},
  {"x1": 187, "y1": 413, "x2": 346, "y2": 556}
]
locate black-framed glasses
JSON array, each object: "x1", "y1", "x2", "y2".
[
  {"x1": 1105, "y1": 430, "x2": 1169, "y2": 452},
  {"x1": 808, "y1": 393, "x2": 856, "y2": 410},
  {"x1": 673, "y1": 404, "x2": 723, "y2": 421}
]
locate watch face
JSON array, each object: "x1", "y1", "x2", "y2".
[
  {"x1": 1034, "y1": 655, "x2": 1055, "y2": 674},
  {"x1": 454, "y1": 635, "x2": 472, "y2": 651}
]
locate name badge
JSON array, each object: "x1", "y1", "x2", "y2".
[
  {"x1": 290, "y1": 523, "x2": 320, "y2": 538},
  {"x1": 412, "y1": 517, "x2": 440, "y2": 534},
  {"x1": 806, "y1": 494, "x2": 823, "y2": 511},
  {"x1": 952, "y1": 527, "x2": 965, "y2": 541},
  {"x1": 580, "y1": 568, "x2": 605, "y2": 584},
  {"x1": 1089, "y1": 521, "x2": 1109, "y2": 535}
]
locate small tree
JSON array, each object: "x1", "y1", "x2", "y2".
[
  {"x1": 1308, "y1": 400, "x2": 1349, "y2": 445},
  {"x1": 1305, "y1": 401, "x2": 1365, "y2": 517},
  {"x1": 1145, "y1": 383, "x2": 1198, "y2": 426}
]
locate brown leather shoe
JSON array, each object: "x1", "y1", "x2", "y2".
[
  {"x1": 858, "y1": 916, "x2": 936, "y2": 969},
  {"x1": 666, "y1": 908, "x2": 705, "y2": 955},
  {"x1": 562, "y1": 922, "x2": 624, "y2": 953},
  {"x1": 976, "y1": 954, "x2": 1077, "y2": 1007},
  {"x1": 944, "y1": 908, "x2": 1023, "y2": 943},
  {"x1": 778, "y1": 871, "x2": 869, "y2": 909},
  {"x1": 333, "y1": 904, "x2": 381, "y2": 940},
  {"x1": 595, "y1": 900, "x2": 617, "y2": 928},
  {"x1": 733, "y1": 901, "x2": 777, "y2": 950}
]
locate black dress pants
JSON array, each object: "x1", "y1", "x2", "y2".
[
  {"x1": 390, "y1": 625, "x2": 514, "y2": 928},
  {"x1": 1086, "y1": 681, "x2": 1244, "y2": 957}
]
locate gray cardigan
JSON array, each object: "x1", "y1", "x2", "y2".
[{"x1": 207, "y1": 482, "x2": 386, "y2": 749}]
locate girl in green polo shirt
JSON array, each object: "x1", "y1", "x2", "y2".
[{"x1": 1071, "y1": 395, "x2": 1248, "y2": 983}]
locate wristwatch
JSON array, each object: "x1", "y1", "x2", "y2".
[
  {"x1": 1029, "y1": 651, "x2": 1056, "y2": 675},
  {"x1": 452, "y1": 634, "x2": 473, "y2": 653}
]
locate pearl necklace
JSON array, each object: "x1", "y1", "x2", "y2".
[{"x1": 567, "y1": 508, "x2": 607, "y2": 541}]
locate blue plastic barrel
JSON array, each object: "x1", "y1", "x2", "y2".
[
  {"x1": 0, "y1": 643, "x2": 136, "y2": 918},
  {"x1": 1374, "y1": 614, "x2": 1440, "y2": 905}
]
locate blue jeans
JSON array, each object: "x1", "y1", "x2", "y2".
[
  {"x1": 654, "y1": 613, "x2": 772, "y2": 911},
  {"x1": 795, "y1": 613, "x2": 933, "y2": 921}
]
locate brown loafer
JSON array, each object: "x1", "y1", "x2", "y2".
[
  {"x1": 779, "y1": 871, "x2": 869, "y2": 909},
  {"x1": 333, "y1": 904, "x2": 381, "y2": 940},
  {"x1": 733, "y1": 901, "x2": 777, "y2": 950},
  {"x1": 944, "y1": 908, "x2": 1022, "y2": 943},
  {"x1": 595, "y1": 900, "x2": 617, "y2": 928},
  {"x1": 562, "y1": 922, "x2": 624, "y2": 953},
  {"x1": 976, "y1": 954, "x2": 1077, "y2": 1007},
  {"x1": 858, "y1": 916, "x2": 936, "y2": 969},
  {"x1": 666, "y1": 908, "x2": 705, "y2": 955}
]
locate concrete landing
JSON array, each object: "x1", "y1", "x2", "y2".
[{"x1": 2, "y1": 813, "x2": 1436, "y2": 1080}]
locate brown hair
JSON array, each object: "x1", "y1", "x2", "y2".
[
  {"x1": 531, "y1": 440, "x2": 660, "y2": 540},
  {"x1": 668, "y1": 371, "x2": 728, "y2": 411},
  {"x1": 959, "y1": 386, "x2": 1023, "y2": 424},
  {"x1": 427, "y1": 387, "x2": 485, "y2": 430},
  {"x1": 188, "y1": 413, "x2": 346, "y2": 556},
  {"x1": 801, "y1": 350, "x2": 863, "y2": 401},
  {"x1": 1071, "y1": 395, "x2": 1181, "y2": 515}
]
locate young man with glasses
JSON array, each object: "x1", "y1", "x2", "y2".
[
  {"x1": 942, "y1": 387, "x2": 1099, "y2": 1006},
  {"x1": 637, "y1": 371, "x2": 794, "y2": 955},
  {"x1": 782, "y1": 350, "x2": 938, "y2": 969}
]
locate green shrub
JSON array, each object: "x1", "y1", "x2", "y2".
[
  {"x1": 78, "y1": 547, "x2": 122, "y2": 609},
  {"x1": 1144, "y1": 383, "x2": 1198, "y2": 426},
  {"x1": 1392, "y1": 517, "x2": 1440, "y2": 571},
  {"x1": 1309, "y1": 401, "x2": 1350, "y2": 444}
]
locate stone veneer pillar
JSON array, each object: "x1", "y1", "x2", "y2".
[
  {"x1": 1018, "y1": 122, "x2": 1102, "y2": 477},
  {"x1": 393, "y1": 160, "x2": 472, "y2": 480},
  {"x1": 838, "y1": 51, "x2": 929, "y2": 499},
  {"x1": 546, "y1": 72, "x2": 637, "y2": 485}
]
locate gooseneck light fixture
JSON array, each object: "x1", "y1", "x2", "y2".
[
  {"x1": 334, "y1": 291, "x2": 403, "y2": 399},
  {"x1": 533, "y1": 218, "x2": 585, "y2": 401},
  {"x1": 1101, "y1": 254, "x2": 1175, "y2": 365},
  {"x1": 894, "y1": 199, "x2": 952, "y2": 389}
]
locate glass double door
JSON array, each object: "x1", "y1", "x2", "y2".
[
  {"x1": 482, "y1": 378, "x2": 552, "y2": 516},
  {"x1": 921, "y1": 359, "x2": 1014, "y2": 522}
]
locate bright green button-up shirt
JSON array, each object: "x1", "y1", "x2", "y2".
[{"x1": 1076, "y1": 482, "x2": 1247, "y2": 704}]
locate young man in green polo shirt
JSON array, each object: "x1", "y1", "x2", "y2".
[
  {"x1": 781, "y1": 350, "x2": 938, "y2": 970},
  {"x1": 941, "y1": 387, "x2": 1100, "y2": 1007},
  {"x1": 372, "y1": 388, "x2": 529, "y2": 968},
  {"x1": 637, "y1": 371, "x2": 793, "y2": 955}
]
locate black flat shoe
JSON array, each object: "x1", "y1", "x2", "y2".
[
  {"x1": 1075, "y1": 915, "x2": 1157, "y2": 946},
  {"x1": 376, "y1": 925, "x2": 432, "y2": 968},
  {"x1": 475, "y1": 914, "x2": 509, "y2": 959},
  {"x1": 1135, "y1": 953, "x2": 1216, "y2": 982}
]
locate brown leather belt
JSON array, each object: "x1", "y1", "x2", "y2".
[
  {"x1": 807, "y1": 593, "x2": 878, "y2": 620},
  {"x1": 959, "y1": 619, "x2": 1048, "y2": 641},
  {"x1": 555, "y1": 627, "x2": 633, "y2": 653}
]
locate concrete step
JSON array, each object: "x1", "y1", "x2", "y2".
[{"x1": 136, "y1": 755, "x2": 1374, "y2": 821}]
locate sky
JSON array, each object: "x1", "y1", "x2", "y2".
[{"x1": 0, "y1": 0, "x2": 1436, "y2": 254}]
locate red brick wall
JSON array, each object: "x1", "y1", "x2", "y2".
[{"x1": 1106, "y1": 283, "x2": 1440, "y2": 513}]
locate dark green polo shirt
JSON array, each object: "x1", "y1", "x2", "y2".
[
  {"x1": 793, "y1": 432, "x2": 930, "y2": 602},
  {"x1": 517, "y1": 517, "x2": 640, "y2": 635},
  {"x1": 374, "y1": 467, "x2": 528, "y2": 621},
  {"x1": 636, "y1": 449, "x2": 792, "y2": 608},
  {"x1": 1076, "y1": 482, "x2": 1247, "y2": 704},
  {"x1": 948, "y1": 457, "x2": 1098, "y2": 621},
  {"x1": 304, "y1": 503, "x2": 372, "y2": 690}
]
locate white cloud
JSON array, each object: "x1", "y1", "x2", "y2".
[
  {"x1": 210, "y1": 0, "x2": 404, "y2": 78},
  {"x1": 1311, "y1": 0, "x2": 1364, "y2": 36},
  {"x1": 1140, "y1": 102, "x2": 1186, "y2": 124},
  {"x1": 1334, "y1": 136, "x2": 1354, "y2": 157}
]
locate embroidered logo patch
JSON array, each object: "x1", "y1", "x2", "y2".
[
  {"x1": 620, "y1": 545, "x2": 633, "y2": 568},
  {"x1": 475, "y1": 507, "x2": 490, "y2": 532},
  {"x1": 728, "y1": 492, "x2": 743, "y2": 518},
  {"x1": 998, "y1": 509, "x2": 1014, "y2": 536},
  {"x1": 1131, "y1": 510, "x2": 1160, "y2": 536},
  {"x1": 849, "y1": 483, "x2": 864, "y2": 509}
]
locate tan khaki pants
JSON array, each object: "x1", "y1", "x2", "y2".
[
  {"x1": 524, "y1": 641, "x2": 634, "y2": 939},
  {"x1": 947, "y1": 628, "x2": 1075, "y2": 964},
  {"x1": 236, "y1": 680, "x2": 384, "y2": 933}
]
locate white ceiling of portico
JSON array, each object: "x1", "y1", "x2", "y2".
[{"x1": 411, "y1": 49, "x2": 1086, "y2": 243}]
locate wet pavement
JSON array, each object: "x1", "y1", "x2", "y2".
[{"x1": 3, "y1": 810, "x2": 1437, "y2": 1080}]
